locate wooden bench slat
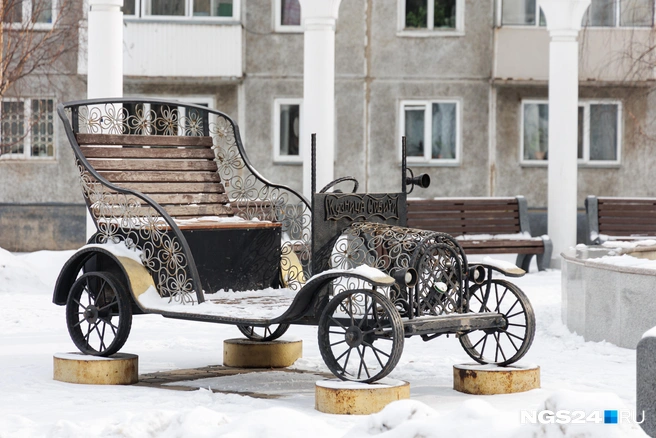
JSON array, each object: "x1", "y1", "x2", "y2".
[
  {"x1": 77, "y1": 133, "x2": 213, "y2": 147},
  {"x1": 115, "y1": 182, "x2": 226, "y2": 194},
  {"x1": 407, "y1": 211, "x2": 520, "y2": 220},
  {"x1": 82, "y1": 146, "x2": 216, "y2": 159},
  {"x1": 599, "y1": 224, "x2": 656, "y2": 233},
  {"x1": 100, "y1": 171, "x2": 221, "y2": 183},
  {"x1": 408, "y1": 198, "x2": 517, "y2": 207},
  {"x1": 407, "y1": 203, "x2": 520, "y2": 213},
  {"x1": 598, "y1": 210, "x2": 656, "y2": 218},
  {"x1": 89, "y1": 159, "x2": 218, "y2": 172},
  {"x1": 149, "y1": 193, "x2": 229, "y2": 205},
  {"x1": 163, "y1": 204, "x2": 234, "y2": 217},
  {"x1": 598, "y1": 216, "x2": 656, "y2": 225}
]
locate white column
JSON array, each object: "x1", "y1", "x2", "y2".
[
  {"x1": 85, "y1": 0, "x2": 123, "y2": 240},
  {"x1": 298, "y1": 0, "x2": 342, "y2": 199},
  {"x1": 538, "y1": 0, "x2": 590, "y2": 268}
]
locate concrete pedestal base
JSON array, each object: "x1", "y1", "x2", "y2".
[
  {"x1": 315, "y1": 379, "x2": 410, "y2": 415},
  {"x1": 223, "y1": 338, "x2": 302, "y2": 368},
  {"x1": 53, "y1": 352, "x2": 138, "y2": 385},
  {"x1": 453, "y1": 363, "x2": 540, "y2": 395}
]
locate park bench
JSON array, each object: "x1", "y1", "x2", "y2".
[
  {"x1": 406, "y1": 197, "x2": 552, "y2": 271},
  {"x1": 586, "y1": 196, "x2": 656, "y2": 244}
]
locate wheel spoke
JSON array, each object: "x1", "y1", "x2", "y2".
[
  {"x1": 329, "y1": 316, "x2": 347, "y2": 330},
  {"x1": 480, "y1": 334, "x2": 488, "y2": 359},
  {"x1": 507, "y1": 322, "x2": 526, "y2": 328},
  {"x1": 365, "y1": 343, "x2": 385, "y2": 369},
  {"x1": 335, "y1": 346, "x2": 351, "y2": 362},
  {"x1": 342, "y1": 347, "x2": 353, "y2": 373},
  {"x1": 505, "y1": 331, "x2": 519, "y2": 351},
  {"x1": 504, "y1": 299, "x2": 521, "y2": 318},
  {"x1": 329, "y1": 330, "x2": 346, "y2": 335},
  {"x1": 506, "y1": 331, "x2": 525, "y2": 342},
  {"x1": 506, "y1": 309, "x2": 525, "y2": 319},
  {"x1": 363, "y1": 341, "x2": 391, "y2": 358},
  {"x1": 359, "y1": 295, "x2": 373, "y2": 328},
  {"x1": 495, "y1": 287, "x2": 508, "y2": 313},
  {"x1": 98, "y1": 322, "x2": 107, "y2": 351},
  {"x1": 330, "y1": 339, "x2": 347, "y2": 347},
  {"x1": 357, "y1": 346, "x2": 370, "y2": 379},
  {"x1": 98, "y1": 295, "x2": 119, "y2": 312}
]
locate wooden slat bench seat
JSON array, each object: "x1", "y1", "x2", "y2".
[
  {"x1": 586, "y1": 196, "x2": 656, "y2": 244},
  {"x1": 77, "y1": 132, "x2": 235, "y2": 225},
  {"x1": 407, "y1": 196, "x2": 552, "y2": 271}
]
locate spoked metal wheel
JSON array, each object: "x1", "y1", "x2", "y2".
[
  {"x1": 237, "y1": 324, "x2": 290, "y2": 341},
  {"x1": 65, "y1": 271, "x2": 132, "y2": 356},
  {"x1": 459, "y1": 279, "x2": 535, "y2": 365},
  {"x1": 318, "y1": 289, "x2": 404, "y2": 383}
]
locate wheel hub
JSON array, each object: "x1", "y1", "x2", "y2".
[
  {"x1": 345, "y1": 326, "x2": 363, "y2": 347},
  {"x1": 83, "y1": 305, "x2": 99, "y2": 324}
]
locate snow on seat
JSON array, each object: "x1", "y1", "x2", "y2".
[{"x1": 138, "y1": 286, "x2": 299, "y2": 320}]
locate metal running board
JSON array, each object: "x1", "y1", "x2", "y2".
[{"x1": 403, "y1": 312, "x2": 505, "y2": 336}]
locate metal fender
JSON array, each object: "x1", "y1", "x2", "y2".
[{"x1": 52, "y1": 246, "x2": 155, "y2": 312}]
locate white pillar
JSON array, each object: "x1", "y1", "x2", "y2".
[
  {"x1": 298, "y1": 0, "x2": 342, "y2": 199},
  {"x1": 538, "y1": 0, "x2": 590, "y2": 268},
  {"x1": 86, "y1": 0, "x2": 123, "y2": 240}
]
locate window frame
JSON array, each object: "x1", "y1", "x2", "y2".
[
  {"x1": 519, "y1": 99, "x2": 623, "y2": 167},
  {"x1": 273, "y1": 97, "x2": 303, "y2": 165},
  {"x1": 497, "y1": 0, "x2": 546, "y2": 27},
  {"x1": 0, "y1": 97, "x2": 56, "y2": 161},
  {"x1": 397, "y1": 0, "x2": 465, "y2": 37},
  {"x1": 398, "y1": 99, "x2": 462, "y2": 166},
  {"x1": 582, "y1": 0, "x2": 655, "y2": 28},
  {"x1": 274, "y1": 0, "x2": 302, "y2": 33},
  {"x1": 124, "y1": 0, "x2": 240, "y2": 20},
  {"x1": 499, "y1": 0, "x2": 655, "y2": 28},
  {"x1": 2, "y1": 0, "x2": 57, "y2": 30}
]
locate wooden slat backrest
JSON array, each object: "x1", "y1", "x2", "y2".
[
  {"x1": 597, "y1": 197, "x2": 656, "y2": 236},
  {"x1": 76, "y1": 133, "x2": 233, "y2": 219},
  {"x1": 407, "y1": 198, "x2": 521, "y2": 235}
]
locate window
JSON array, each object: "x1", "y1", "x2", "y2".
[
  {"x1": 0, "y1": 98, "x2": 54, "y2": 158},
  {"x1": 275, "y1": 0, "x2": 301, "y2": 32},
  {"x1": 274, "y1": 98, "x2": 302, "y2": 164},
  {"x1": 501, "y1": 0, "x2": 546, "y2": 26},
  {"x1": 582, "y1": 0, "x2": 654, "y2": 27},
  {"x1": 398, "y1": 0, "x2": 464, "y2": 35},
  {"x1": 123, "y1": 0, "x2": 239, "y2": 19},
  {"x1": 2, "y1": 0, "x2": 54, "y2": 25},
  {"x1": 521, "y1": 100, "x2": 622, "y2": 165},
  {"x1": 400, "y1": 100, "x2": 460, "y2": 165},
  {"x1": 501, "y1": 0, "x2": 654, "y2": 27}
]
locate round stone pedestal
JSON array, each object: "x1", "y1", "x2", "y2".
[
  {"x1": 315, "y1": 379, "x2": 410, "y2": 415},
  {"x1": 223, "y1": 338, "x2": 302, "y2": 368},
  {"x1": 453, "y1": 363, "x2": 540, "y2": 395},
  {"x1": 53, "y1": 352, "x2": 138, "y2": 385}
]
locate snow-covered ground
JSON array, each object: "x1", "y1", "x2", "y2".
[{"x1": 0, "y1": 247, "x2": 648, "y2": 437}]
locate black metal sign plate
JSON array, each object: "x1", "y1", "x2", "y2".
[{"x1": 324, "y1": 194, "x2": 401, "y2": 221}]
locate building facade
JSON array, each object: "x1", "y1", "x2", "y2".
[{"x1": 1, "y1": 0, "x2": 655, "y2": 250}]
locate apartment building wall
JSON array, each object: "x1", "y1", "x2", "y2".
[{"x1": 0, "y1": 30, "x2": 87, "y2": 251}]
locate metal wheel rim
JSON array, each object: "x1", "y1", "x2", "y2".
[
  {"x1": 66, "y1": 272, "x2": 130, "y2": 356},
  {"x1": 237, "y1": 323, "x2": 290, "y2": 342},
  {"x1": 459, "y1": 279, "x2": 535, "y2": 366},
  {"x1": 318, "y1": 289, "x2": 404, "y2": 383}
]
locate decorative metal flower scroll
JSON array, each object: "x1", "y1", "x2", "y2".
[
  {"x1": 77, "y1": 163, "x2": 196, "y2": 304},
  {"x1": 331, "y1": 222, "x2": 468, "y2": 317},
  {"x1": 67, "y1": 101, "x2": 312, "y2": 304},
  {"x1": 210, "y1": 114, "x2": 312, "y2": 290}
]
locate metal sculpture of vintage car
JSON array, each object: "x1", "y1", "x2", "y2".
[{"x1": 52, "y1": 98, "x2": 536, "y2": 383}]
